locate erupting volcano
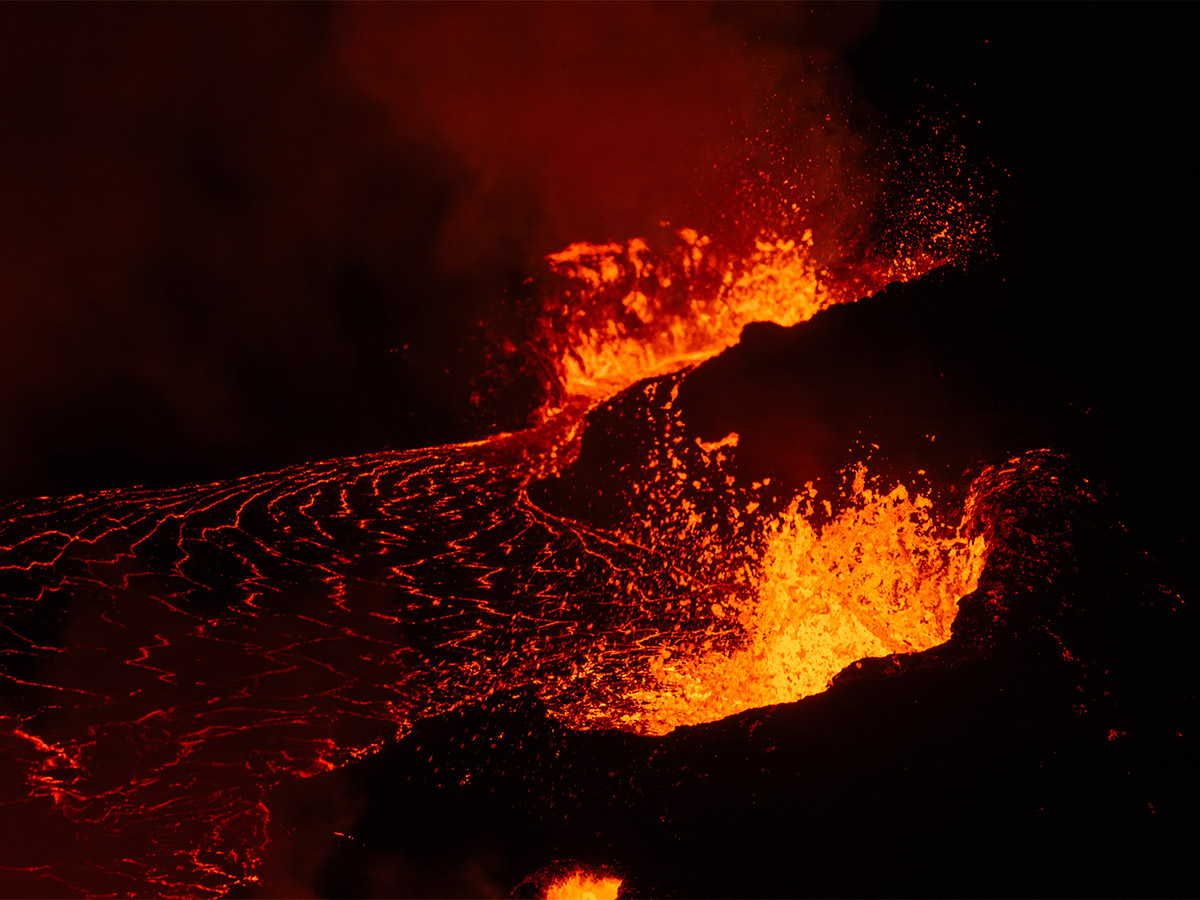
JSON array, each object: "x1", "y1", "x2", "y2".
[
  {"x1": 0, "y1": 213, "x2": 989, "y2": 895},
  {"x1": 0, "y1": 4, "x2": 1194, "y2": 899}
]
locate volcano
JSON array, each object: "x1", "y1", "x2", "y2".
[
  {"x1": 1, "y1": 262, "x2": 1192, "y2": 897},
  {"x1": 0, "y1": 4, "x2": 1196, "y2": 899}
]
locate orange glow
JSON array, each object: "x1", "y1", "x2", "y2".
[
  {"x1": 528, "y1": 328, "x2": 989, "y2": 736},
  {"x1": 626, "y1": 467, "x2": 987, "y2": 734},
  {"x1": 531, "y1": 215, "x2": 989, "y2": 738},
  {"x1": 542, "y1": 224, "x2": 961, "y2": 408},
  {"x1": 545, "y1": 229, "x2": 827, "y2": 403},
  {"x1": 543, "y1": 870, "x2": 623, "y2": 900}
]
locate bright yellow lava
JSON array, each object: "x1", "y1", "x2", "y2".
[
  {"x1": 543, "y1": 871, "x2": 623, "y2": 900},
  {"x1": 629, "y1": 469, "x2": 987, "y2": 735}
]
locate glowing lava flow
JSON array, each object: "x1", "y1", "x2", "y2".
[{"x1": 0, "y1": 226, "x2": 982, "y2": 896}]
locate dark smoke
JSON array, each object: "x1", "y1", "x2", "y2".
[
  {"x1": 0, "y1": 2, "x2": 878, "y2": 504},
  {"x1": 332, "y1": 2, "x2": 879, "y2": 261}
]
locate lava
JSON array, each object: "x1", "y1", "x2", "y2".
[
  {"x1": 542, "y1": 871, "x2": 621, "y2": 900},
  {"x1": 628, "y1": 469, "x2": 987, "y2": 733},
  {"x1": 537, "y1": 224, "x2": 964, "y2": 408},
  {"x1": 0, "y1": 222, "x2": 984, "y2": 893}
]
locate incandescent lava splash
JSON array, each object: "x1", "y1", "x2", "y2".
[
  {"x1": 1, "y1": 217, "x2": 988, "y2": 896},
  {"x1": 512, "y1": 861, "x2": 623, "y2": 900},
  {"x1": 535, "y1": 221, "x2": 968, "y2": 408},
  {"x1": 624, "y1": 462, "x2": 987, "y2": 733}
]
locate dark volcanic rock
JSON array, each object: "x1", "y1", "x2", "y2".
[{"x1": 252, "y1": 449, "x2": 1197, "y2": 898}]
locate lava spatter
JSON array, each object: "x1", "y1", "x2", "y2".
[
  {"x1": 624, "y1": 468, "x2": 988, "y2": 734},
  {"x1": 536, "y1": 224, "x2": 966, "y2": 408},
  {"x1": 512, "y1": 860, "x2": 623, "y2": 900}
]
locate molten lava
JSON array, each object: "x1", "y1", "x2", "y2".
[
  {"x1": 542, "y1": 869, "x2": 623, "y2": 900},
  {"x1": 629, "y1": 469, "x2": 987, "y2": 733},
  {"x1": 0, "y1": 209, "x2": 986, "y2": 894},
  {"x1": 540, "y1": 225, "x2": 960, "y2": 407}
]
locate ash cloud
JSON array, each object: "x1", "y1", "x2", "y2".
[{"x1": 0, "y1": 3, "x2": 879, "y2": 503}]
